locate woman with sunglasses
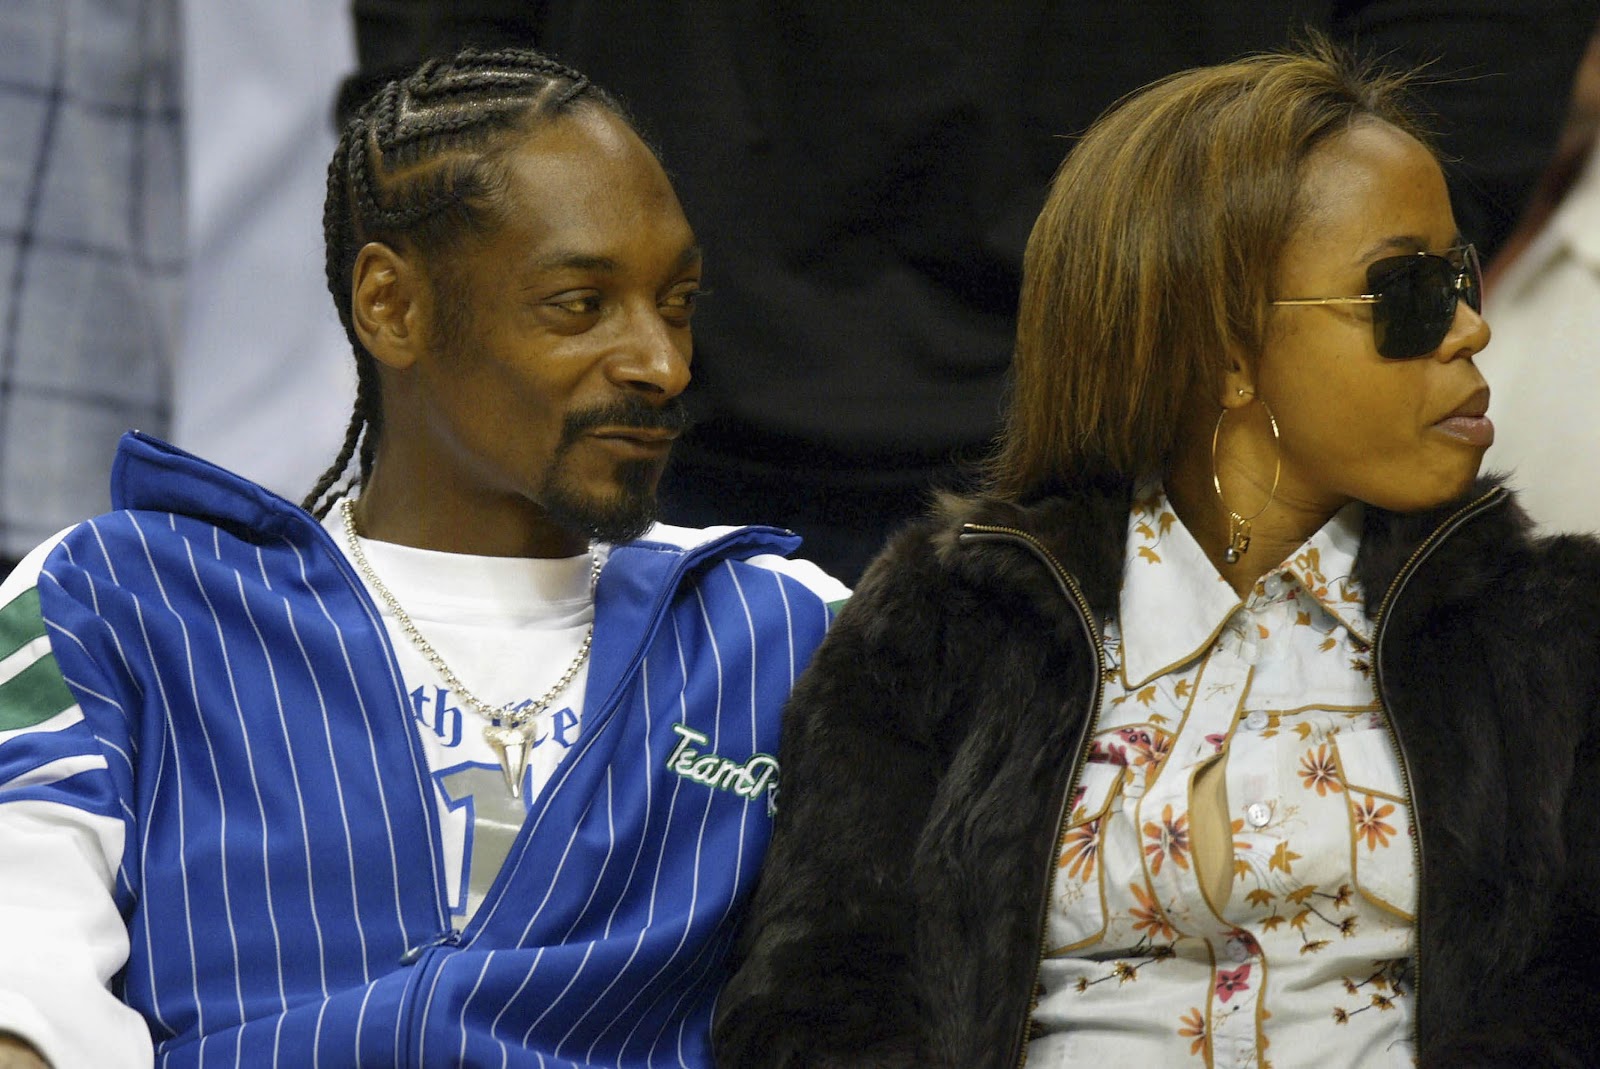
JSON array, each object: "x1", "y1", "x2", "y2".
[{"x1": 713, "y1": 39, "x2": 1600, "y2": 1069}]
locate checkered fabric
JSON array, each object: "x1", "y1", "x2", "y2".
[{"x1": 0, "y1": 0, "x2": 183, "y2": 559}]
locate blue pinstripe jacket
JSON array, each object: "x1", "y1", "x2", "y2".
[{"x1": 9, "y1": 432, "x2": 834, "y2": 1067}]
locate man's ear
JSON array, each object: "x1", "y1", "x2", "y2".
[{"x1": 351, "y1": 241, "x2": 427, "y2": 370}]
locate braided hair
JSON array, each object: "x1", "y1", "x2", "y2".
[{"x1": 304, "y1": 47, "x2": 628, "y2": 518}]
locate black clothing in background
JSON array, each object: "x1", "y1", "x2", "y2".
[{"x1": 342, "y1": 2, "x2": 1598, "y2": 582}]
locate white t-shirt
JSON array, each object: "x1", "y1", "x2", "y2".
[
  {"x1": 325, "y1": 513, "x2": 852, "y2": 925},
  {"x1": 328, "y1": 515, "x2": 603, "y2": 923}
]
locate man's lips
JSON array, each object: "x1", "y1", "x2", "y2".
[
  {"x1": 588, "y1": 427, "x2": 680, "y2": 454},
  {"x1": 558, "y1": 397, "x2": 692, "y2": 449},
  {"x1": 1434, "y1": 386, "x2": 1493, "y2": 447},
  {"x1": 591, "y1": 427, "x2": 679, "y2": 443}
]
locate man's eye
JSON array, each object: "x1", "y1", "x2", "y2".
[
  {"x1": 551, "y1": 295, "x2": 601, "y2": 315},
  {"x1": 661, "y1": 288, "x2": 705, "y2": 316}
]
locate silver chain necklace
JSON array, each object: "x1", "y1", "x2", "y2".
[{"x1": 339, "y1": 499, "x2": 601, "y2": 798}]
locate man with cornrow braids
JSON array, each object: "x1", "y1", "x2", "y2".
[{"x1": 0, "y1": 47, "x2": 846, "y2": 1069}]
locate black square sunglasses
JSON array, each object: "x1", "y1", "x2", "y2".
[{"x1": 1271, "y1": 244, "x2": 1482, "y2": 360}]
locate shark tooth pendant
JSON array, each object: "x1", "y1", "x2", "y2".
[{"x1": 484, "y1": 723, "x2": 531, "y2": 798}]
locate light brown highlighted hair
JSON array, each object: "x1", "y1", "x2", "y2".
[{"x1": 989, "y1": 37, "x2": 1432, "y2": 500}]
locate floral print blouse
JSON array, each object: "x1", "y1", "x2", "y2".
[{"x1": 1028, "y1": 485, "x2": 1416, "y2": 1068}]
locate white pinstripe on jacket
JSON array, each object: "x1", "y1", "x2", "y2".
[{"x1": 0, "y1": 431, "x2": 841, "y2": 1068}]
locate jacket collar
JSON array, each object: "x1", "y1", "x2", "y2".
[
  {"x1": 112, "y1": 429, "x2": 800, "y2": 554},
  {"x1": 1352, "y1": 478, "x2": 1522, "y2": 623},
  {"x1": 112, "y1": 430, "x2": 308, "y2": 539},
  {"x1": 934, "y1": 472, "x2": 1134, "y2": 624},
  {"x1": 111, "y1": 430, "x2": 812, "y2": 728},
  {"x1": 937, "y1": 471, "x2": 1526, "y2": 626}
]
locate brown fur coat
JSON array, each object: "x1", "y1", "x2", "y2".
[{"x1": 715, "y1": 477, "x2": 1600, "y2": 1068}]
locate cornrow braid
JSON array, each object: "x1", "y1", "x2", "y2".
[
  {"x1": 301, "y1": 375, "x2": 367, "y2": 518},
  {"x1": 303, "y1": 47, "x2": 627, "y2": 518}
]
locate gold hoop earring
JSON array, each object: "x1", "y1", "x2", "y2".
[{"x1": 1210, "y1": 397, "x2": 1281, "y2": 564}]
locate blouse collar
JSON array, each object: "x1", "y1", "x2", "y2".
[{"x1": 1117, "y1": 482, "x2": 1371, "y2": 688}]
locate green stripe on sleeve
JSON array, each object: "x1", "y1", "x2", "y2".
[
  {"x1": 0, "y1": 654, "x2": 78, "y2": 730},
  {"x1": 0, "y1": 589, "x2": 77, "y2": 730},
  {"x1": 0, "y1": 588, "x2": 48, "y2": 662}
]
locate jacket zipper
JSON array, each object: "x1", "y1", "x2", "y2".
[
  {"x1": 461, "y1": 540, "x2": 726, "y2": 937},
  {"x1": 958, "y1": 523, "x2": 1108, "y2": 1069},
  {"x1": 393, "y1": 529, "x2": 790, "y2": 1060},
  {"x1": 969, "y1": 485, "x2": 1504, "y2": 1065},
  {"x1": 1367, "y1": 485, "x2": 1507, "y2": 1054},
  {"x1": 317, "y1": 520, "x2": 456, "y2": 931}
]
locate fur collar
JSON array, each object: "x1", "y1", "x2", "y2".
[{"x1": 925, "y1": 474, "x2": 1529, "y2": 623}]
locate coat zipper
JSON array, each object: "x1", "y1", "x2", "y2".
[
  {"x1": 958, "y1": 523, "x2": 1108, "y2": 1069},
  {"x1": 969, "y1": 485, "x2": 1504, "y2": 1065},
  {"x1": 314, "y1": 536, "x2": 455, "y2": 1068},
  {"x1": 1367, "y1": 485, "x2": 1507, "y2": 1054},
  {"x1": 461, "y1": 539, "x2": 725, "y2": 937},
  {"x1": 393, "y1": 530, "x2": 784, "y2": 1060}
]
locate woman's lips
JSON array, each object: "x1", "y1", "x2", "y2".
[
  {"x1": 1434, "y1": 413, "x2": 1494, "y2": 447},
  {"x1": 1435, "y1": 388, "x2": 1493, "y2": 447}
]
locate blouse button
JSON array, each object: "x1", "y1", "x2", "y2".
[
  {"x1": 1227, "y1": 939, "x2": 1251, "y2": 963},
  {"x1": 1246, "y1": 802, "x2": 1272, "y2": 828},
  {"x1": 1244, "y1": 710, "x2": 1269, "y2": 731}
]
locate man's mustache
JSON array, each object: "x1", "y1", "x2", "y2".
[{"x1": 558, "y1": 396, "x2": 693, "y2": 447}]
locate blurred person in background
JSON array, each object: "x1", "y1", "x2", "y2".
[
  {"x1": 1481, "y1": 21, "x2": 1600, "y2": 532},
  {"x1": 0, "y1": 1, "x2": 183, "y2": 577},
  {"x1": 339, "y1": 1, "x2": 1598, "y2": 583},
  {"x1": 0, "y1": 2, "x2": 353, "y2": 583},
  {"x1": 170, "y1": 1, "x2": 354, "y2": 533}
]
